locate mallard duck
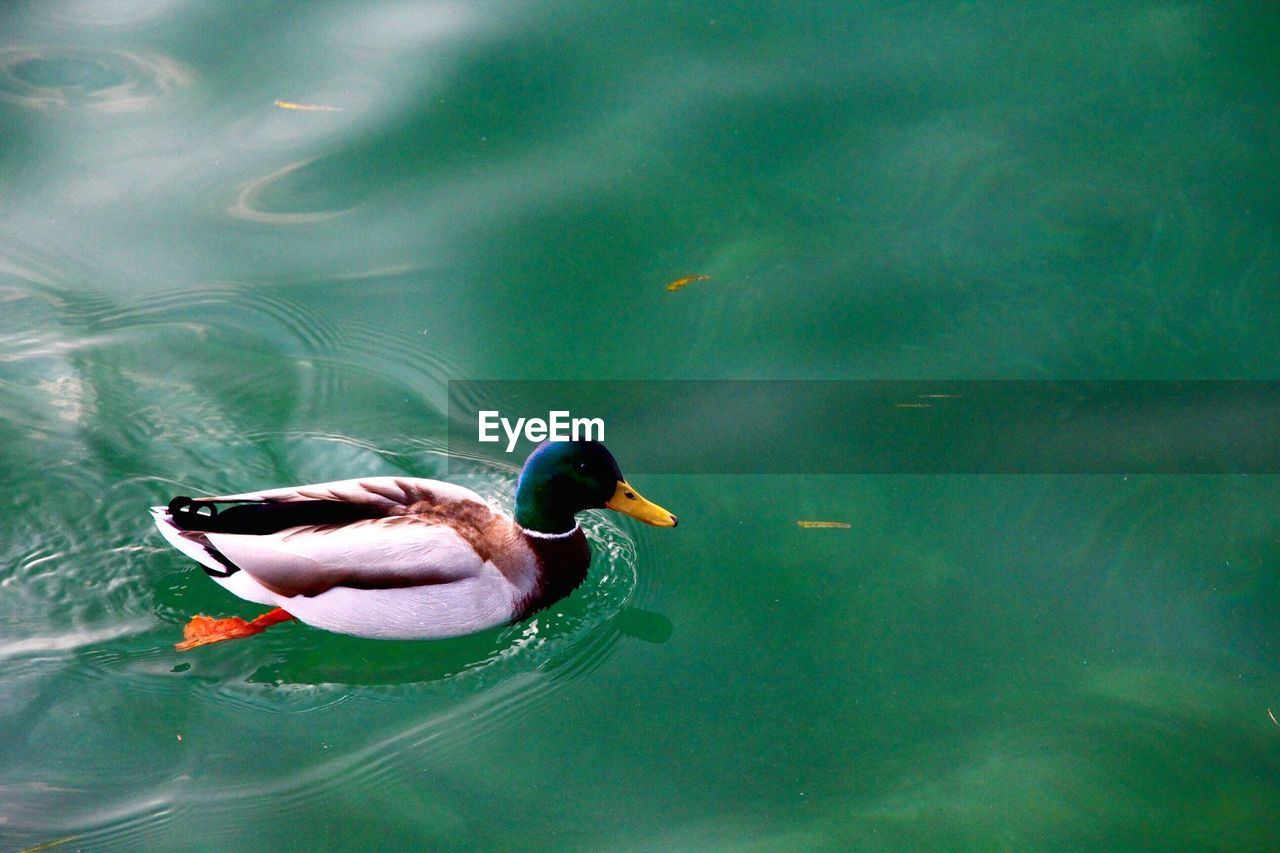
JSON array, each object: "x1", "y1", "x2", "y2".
[{"x1": 152, "y1": 441, "x2": 676, "y2": 650}]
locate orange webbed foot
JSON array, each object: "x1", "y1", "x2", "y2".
[{"x1": 175, "y1": 607, "x2": 294, "y2": 651}]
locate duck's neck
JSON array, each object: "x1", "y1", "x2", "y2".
[
  {"x1": 514, "y1": 524, "x2": 592, "y2": 619},
  {"x1": 514, "y1": 486, "x2": 578, "y2": 535}
]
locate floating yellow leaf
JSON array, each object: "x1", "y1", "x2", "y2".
[
  {"x1": 666, "y1": 274, "x2": 710, "y2": 292},
  {"x1": 796, "y1": 520, "x2": 851, "y2": 529},
  {"x1": 273, "y1": 99, "x2": 342, "y2": 112}
]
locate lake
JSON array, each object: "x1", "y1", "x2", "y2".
[{"x1": 1, "y1": 1, "x2": 1278, "y2": 849}]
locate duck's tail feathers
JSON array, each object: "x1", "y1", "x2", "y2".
[{"x1": 151, "y1": 505, "x2": 243, "y2": 578}]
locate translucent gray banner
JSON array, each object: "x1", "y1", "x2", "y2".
[{"x1": 447, "y1": 381, "x2": 1280, "y2": 474}]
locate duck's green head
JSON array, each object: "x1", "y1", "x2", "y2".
[{"x1": 514, "y1": 441, "x2": 677, "y2": 535}]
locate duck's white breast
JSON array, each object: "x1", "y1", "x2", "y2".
[{"x1": 276, "y1": 568, "x2": 524, "y2": 639}]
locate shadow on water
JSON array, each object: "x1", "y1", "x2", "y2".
[{"x1": 235, "y1": 606, "x2": 672, "y2": 688}]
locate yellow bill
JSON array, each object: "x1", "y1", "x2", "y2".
[{"x1": 606, "y1": 480, "x2": 678, "y2": 527}]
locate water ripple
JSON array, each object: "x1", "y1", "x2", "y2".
[
  {"x1": 14, "y1": 464, "x2": 645, "y2": 848},
  {"x1": 227, "y1": 157, "x2": 356, "y2": 225},
  {"x1": 0, "y1": 85, "x2": 653, "y2": 842},
  {"x1": 0, "y1": 46, "x2": 190, "y2": 112}
]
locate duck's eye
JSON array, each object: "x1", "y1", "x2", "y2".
[{"x1": 574, "y1": 460, "x2": 589, "y2": 473}]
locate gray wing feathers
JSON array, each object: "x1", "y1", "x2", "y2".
[
  {"x1": 207, "y1": 519, "x2": 487, "y2": 598},
  {"x1": 204, "y1": 477, "x2": 487, "y2": 512}
]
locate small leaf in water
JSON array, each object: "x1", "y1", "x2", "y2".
[
  {"x1": 666, "y1": 274, "x2": 710, "y2": 292},
  {"x1": 796, "y1": 520, "x2": 851, "y2": 529},
  {"x1": 273, "y1": 99, "x2": 342, "y2": 112}
]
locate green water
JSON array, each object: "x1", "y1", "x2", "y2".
[{"x1": 1, "y1": 1, "x2": 1278, "y2": 849}]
